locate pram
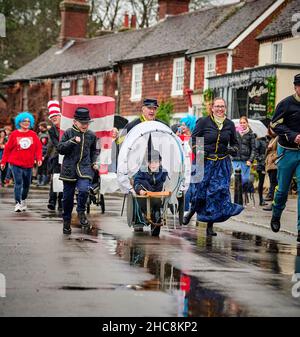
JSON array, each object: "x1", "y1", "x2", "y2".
[
  {"x1": 86, "y1": 171, "x2": 105, "y2": 214},
  {"x1": 117, "y1": 121, "x2": 191, "y2": 237}
]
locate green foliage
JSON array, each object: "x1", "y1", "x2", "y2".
[
  {"x1": 202, "y1": 88, "x2": 214, "y2": 117},
  {"x1": 267, "y1": 76, "x2": 276, "y2": 119},
  {"x1": 0, "y1": 0, "x2": 61, "y2": 81},
  {"x1": 156, "y1": 100, "x2": 174, "y2": 125}
]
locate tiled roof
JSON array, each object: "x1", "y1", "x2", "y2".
[
  {"x1": 257, "y1": 0, "x2": 300, "y2": 41},
  {"x1": 3, "y1": 0, "x2": 277, "y2": 83},
  {"x1": 3, "y1": 28, "x2": 150, "y2": 83}
]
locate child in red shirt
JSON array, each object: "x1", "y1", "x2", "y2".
[{"x1": 0, "y1": 112, "x2": 42, "y2": 212}]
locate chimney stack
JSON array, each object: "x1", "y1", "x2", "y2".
[
  {"x1": 158, "y1": 0, "x2": 190, "y2": 20},
  {"x1": 59, "y1": 0, "x2": 90, "y2": 48},
  {"x1": 130, "y1": 14, "x2": 137, "y2": 29},
  {"x1": 123, "y1": 12, "x2": 129, "y2": 28}
]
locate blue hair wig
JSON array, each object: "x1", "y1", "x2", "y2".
[
  {"x1": 15, "y1": 112, "x2": 35, "y2": 130},
  {"x1": 180, "y1": 115, "x2": 197, "y2": 132}
]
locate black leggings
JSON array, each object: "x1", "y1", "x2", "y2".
[
  {"x1": 257, "y1": 170, "x2": 265, "y2": 203},
  {"x1": 267, "y1": 169, "x2": 278, "y2": 199}
]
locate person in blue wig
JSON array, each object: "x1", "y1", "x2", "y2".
[
  {"x1": 0, "y1": 112, "x2": 42, "y2": 212},
  {"x1": 176, "y1": 115, "x2": 197, "y2": 219},
  {"x1": 184, "y1": 98, "x2": 244, "y2": 236}
]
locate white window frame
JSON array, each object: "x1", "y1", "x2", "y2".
[
  {"x1": 131, "y1": 63, "x2": 143, "y2": 101},
  {"x1": 61, "y1": 81, "x2": 71, "y2": 97},
  {"x1": 272, "y1": 43, "x2": 282, "y2": 64},
  {"x1": 171, "y1": 57, "x2": 185, "y2": 96},
  {"x1": 76, "y1": 79, "x2": 84, "y2": 95},
  {"x1": 95, "y1": 75, "x2": 104, "y2": 95},
  {"x1": 204, "y1": 54, "x2": 216, "y2": 89},
  {"x1": 206, "y1": 54, "x2": 216, "y2": 78}
]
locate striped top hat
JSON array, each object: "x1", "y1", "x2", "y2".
[{"x1": 47, "y1": 100, "x2": 61, "y2": 119}]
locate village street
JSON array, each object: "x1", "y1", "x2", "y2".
[{"x1": 0, "y1": 187, "x2": 300, "y2": 317}]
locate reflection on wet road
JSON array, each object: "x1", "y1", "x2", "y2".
[{"x1": 1, "y1": 189, "x2": 300, "y2": 316}]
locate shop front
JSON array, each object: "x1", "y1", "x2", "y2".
[{"x1": 208, "y1": 64, "x2": 300, "y2": 125}]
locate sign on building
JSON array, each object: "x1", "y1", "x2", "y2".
[{"x1": 248, "y1": 82, "x2": 268, "y2": 120}]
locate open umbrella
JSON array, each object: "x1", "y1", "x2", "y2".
[
  {"x1": 114, "y1": 115, "x2": 128, "y2": 130},
  {"x1": 232, "y1": 119, "x2": 267, "y2": 138}
]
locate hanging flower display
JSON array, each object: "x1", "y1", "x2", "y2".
[
  {"x1": 267, "y1": 76, "x2": 276, "y2": 119},
  {"x1": 202, "y1": 88, "x2": 214, "y2": 116}
]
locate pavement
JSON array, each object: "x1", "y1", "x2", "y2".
[{"x1": 228, "y1": 193, "x2": 298, "y2": 237}]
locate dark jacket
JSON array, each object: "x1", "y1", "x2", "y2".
[
  {"x1": 191, "y1": 116, "x2": 238, "y2": 158},
  {"x1": 57, "y1": 125, "x2": 98, "y2": 181},
  {"x1": 255, "y1": 137, "x2": 267, "y2": 172},
  {"x1": 234, "y1": 130, "x2": 256, "y2": 162},
  {"x1": 270, "y1": 94, "x2": 300, "y2": 149},
  {"x1": 46, "y1": 125, "x2": 60, "y2": 174},
  {"x1": 134, "y1": 166, "x2": 168, "y2": 194}
]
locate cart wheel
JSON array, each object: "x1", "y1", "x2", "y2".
[
  {"x1": 126, "y1": 193, "x2": 136, "y2": 227},
  {"x1": 151, "y1": 224, "x2": 161, "y2": 237},
  {"x1": 177, "y1": 193, "x2": 185, "y2": 226},
  {"x1": 100, "y1": 194, "x2": 105, "y2": 214}
]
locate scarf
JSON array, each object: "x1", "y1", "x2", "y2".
[
  {"x1": 294, "y1": 93, "x2": 300, "y2": 103},
  {"x1": 239, "y1": 126, "x2": 250, "y2": 136},
  {"x1": 212, "y1": 114, "x2": 226, "y2": 130}
]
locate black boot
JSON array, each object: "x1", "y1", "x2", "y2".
[
  {"x1": 297, "y1": 231, "x2": 300, "y2": 243},
  {"x1": 63, "y1": 220, "x2": 71, "y2": 234},
  {"x1": 182, "y1": 210, "x2": 195, "y2": 225},
  {"x1": 206, "y1": 222, "x2": 217, "y2": 236},
  {"x1": 270, "y1": 216, "x2": 281, "y2": 232},
  {"x1": 78, "y1": 211, "x2": 89, "y2": 227}
]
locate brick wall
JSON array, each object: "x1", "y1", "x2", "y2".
[
  {"x1": 120, "y1": 55, "x2": 190, "y2": 116},
  {"x1": 233, "y1": 2, "x2": 287, "y2": 71},
  {"x1": 4, "y1": 72, "x2": 118, "y2": 127},
  {"x1": 0, "y1": 98, "x2": 8, "y2": 126},
  {"x1": 194, "y1": 57, "x2": 205, "y2": 92},
  {"x1": 216, "y1": 53, "x2": 227, "y2": 75}
]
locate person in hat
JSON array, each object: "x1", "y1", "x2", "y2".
[
  {"x1": 132, "y1": 149, "x2": 169, "y2": 234},
  {"x1": 0, "y1": 112, "x2": 43, "y2": 212},
  {"x1": 46, "y1": 100, "x2": 63, "y2": 211},
  {"x1": 117, "y1": 98, "x2": 164, "y2": 144},
  {"x1": 57, "y1": 107, "x2": 99, "y2": 234},
  {"x1": 269, "y1": 73, "x2": 300, "y2": 241}
]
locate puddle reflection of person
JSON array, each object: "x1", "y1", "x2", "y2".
[
  {"x1": 292, "y1": 247, "x2": 300, "y2": 298},
  {"x1": 178, "y1": 274, "x2": 190, "y2": 317}
]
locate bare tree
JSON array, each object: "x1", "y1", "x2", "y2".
[
  {"x1": 88, "y1": 0, "x2": 227, "y2": 33},
  {"x1": 129, "y1": 0, "x2": 157, "y2": 28}
]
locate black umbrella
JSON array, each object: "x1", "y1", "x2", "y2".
[{"x1": 114, "y1": 115, "x2": 128, "y2": 129}]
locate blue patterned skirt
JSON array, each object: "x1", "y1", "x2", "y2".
[{"x1": 193, "y1": 157, "x2": 244, "y2": 223}]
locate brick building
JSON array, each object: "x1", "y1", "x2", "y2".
[
  {"x1": 208, "y1": 0, "x2": 300, "y2": 122},
  {"x1": 0, "y1": 0, "x2": 290, "y2": 126}
]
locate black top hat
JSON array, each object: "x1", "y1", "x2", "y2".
[
  {"x1": 294, "y1": 73, "x2": 300, "y2": 86},
  {"x1": 143, "y1": 98, "x2": 159, "y2": 108},
  {"x1": 147, "y1": 149, "x2": 162, "y2": 162},
  {"x1": 74, "y1": 107, "x2": 92, "y2": 122}
]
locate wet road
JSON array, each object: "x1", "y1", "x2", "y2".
[{"x1": 0, "y1": 188, "x2": 300, "y2": 317}]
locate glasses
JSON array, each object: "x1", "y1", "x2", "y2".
[
  {"x1": 21, "y1": 119, "x2": 30, "y2": 123},
  {"x1": 213, "y1": 105, "x2": 226, "y2": 109}
]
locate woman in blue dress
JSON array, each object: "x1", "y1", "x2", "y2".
[{"x1": 188, "y1": 97, "x2": 244, "y2": 236}]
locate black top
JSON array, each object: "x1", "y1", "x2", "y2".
[
  {"x1": 235, "y1": 130, "x2": 256, "y2": 162},
  {"x1": 255, "y1": 137, "x2": 267, "y2": 171},
  {"x1": 270, "y1": 95, "x2": 300, "y2": 149},
  {"x1": 192, "y1": 116, "x2": 239, "y2": 157},
  {"x1": 57, "y1": 125, "x2": 98, "y2": 181}
]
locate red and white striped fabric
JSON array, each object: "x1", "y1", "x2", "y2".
[
  {"x1": 61, "y1": 95, "x2": 115, "y2": 174},
  {"x1": 48, "y1": 100, "x2": 61, "y2": 119}
]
